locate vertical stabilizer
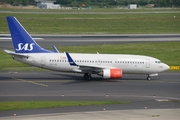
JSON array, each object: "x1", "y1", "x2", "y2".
[{"x1": 6, "y1": 16, "x2": 52, "y2": 53}]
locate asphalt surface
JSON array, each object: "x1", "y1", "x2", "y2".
[
  {"x1": 0, "y1": 34, "x2": 180, "y2": 50},
  {"x1": 0, "y1": 71, "x2": 180, "y2": 117},
  {"x1": 1, "y1": 109, "x2": 180, "y2": 120}
]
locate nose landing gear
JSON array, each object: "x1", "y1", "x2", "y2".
[
  {"x1": 147, "y1": 75, "x2": 151, "y2": 80},
  {"x1": 147, "y1": 76, "x2": 151, "y2": 80},
  {"x1": 147, "y1": 73, "x2": 158, "y2": 81}
]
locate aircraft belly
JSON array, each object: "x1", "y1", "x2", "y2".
[{"x1": 43, "y1": 63, "x2": 74, "y2": 72}]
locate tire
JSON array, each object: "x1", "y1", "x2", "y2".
[{"x1": 147, "y1": 77, "x2": 151, "y2": 81}]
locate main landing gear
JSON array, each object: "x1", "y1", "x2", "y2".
[{"x1": 84, "y1": 73, "x2": 92, "y2": 80}]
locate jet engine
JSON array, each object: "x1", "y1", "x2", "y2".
[{"x1": 97, "y1": 68, "x2": 122, "y2": 79}]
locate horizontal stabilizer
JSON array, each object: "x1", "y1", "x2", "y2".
[{"x1": 4, "y1": 50, "x2": 29, "y2": 58}]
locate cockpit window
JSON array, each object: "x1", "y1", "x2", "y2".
[{"x1": 155, "y1": 61, "x2": 161, "y2": 64}]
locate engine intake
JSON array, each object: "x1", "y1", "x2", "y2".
[{"x1": 97, "y1": 68, "x2": 122, "y2": 79}]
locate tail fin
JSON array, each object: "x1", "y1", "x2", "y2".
[{"x1": 6, "y1": 16, "x2": 52, "y2": 53}]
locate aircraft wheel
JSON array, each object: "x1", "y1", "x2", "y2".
[
  {"x1": 147, "y1": 76, "x2": 151, "y2": 81},
  {"x1": 84, "y1": 73, "x2": 92, "y2": 80}
]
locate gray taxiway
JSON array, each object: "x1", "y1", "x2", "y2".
[
  {"x1": 0, "y1": 71, "x2": 180, "y2": 118},
  {"x1": 0, "y1": 34, "x2": 180, "y2": 50}
]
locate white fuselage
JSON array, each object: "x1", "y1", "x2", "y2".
[
  {"x1": 6, "y1": 16, "x2": 170, "y2": 80},
  {"x1": 13, "y1": 53, "x2": 169, "y2": 75}
]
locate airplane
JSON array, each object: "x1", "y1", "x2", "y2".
[{"x1": 4, "y1": 16, "x2": 170, "y2": 80}]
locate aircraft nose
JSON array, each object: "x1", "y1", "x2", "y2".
[{"x1": 163, "y1": 63, "x2": 170, "y2": 71}]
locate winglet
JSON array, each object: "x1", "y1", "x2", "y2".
[
  {"x1": 65, "y1": 52, "x2": 77, "y2": 66},
  {"x1": 52, "y1": 46, "x2": 59, "y2": 53}
]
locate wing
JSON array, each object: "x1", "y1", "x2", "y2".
[{"x1": 65, "y1": 52, "x2": 115, "y2": 73}]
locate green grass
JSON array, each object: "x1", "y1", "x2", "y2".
[
  {"x1": 0, "y1": 11, "x2": 180, "y2": 34},
  {"x1": 0, "y1": 101, "x2": 129, "y2": 111},
  {"x1": 0, "y1": 51, "x2": 30, "y2": 69},
  {"x1": 2, "y1": 67, "x2": 46, "y2": 71},
  {"x1": 1, "y1": 42, "x2": 180, "y2": 71}
]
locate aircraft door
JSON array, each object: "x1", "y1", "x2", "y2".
[
  {"x1": 41, "y1": 56, "x2": 46, "y2": 66},
  {"x1": 146, "y1": 59, "x2": 150, "y2": 68}
]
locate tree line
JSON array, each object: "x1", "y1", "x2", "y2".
[
  {"x1": 0, "y1": 0, "x2": 35, "y2": 6},
  {"x1": 0, "y1": 0, "x2": 180, "y2": 7}
]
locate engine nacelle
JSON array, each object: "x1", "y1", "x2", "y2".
[{"x1": 97, "y1": 68, "x2": 122, "y2": 79}]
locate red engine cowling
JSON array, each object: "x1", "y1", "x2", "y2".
[{"x1": 98, "y1": 68, "x2": 122, "y2": 79}]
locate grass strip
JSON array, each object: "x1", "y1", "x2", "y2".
[
  {"x1": 0, "y1": 101, "x2": 129, "y2": 111},
  {"x1": 0, "y1": 12, "x2": 180, "y2": 34},
  {"x1": 1, "y1": 67, "x2": 47, "y2": 71}
]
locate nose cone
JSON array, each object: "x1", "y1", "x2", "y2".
[{"x1": 163, "y1": 63, "x2": 170, "y2": 71}]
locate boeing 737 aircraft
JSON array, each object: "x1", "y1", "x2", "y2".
[{"x1": 5, "y1": 16, "x2": 169, "y2": 80}]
